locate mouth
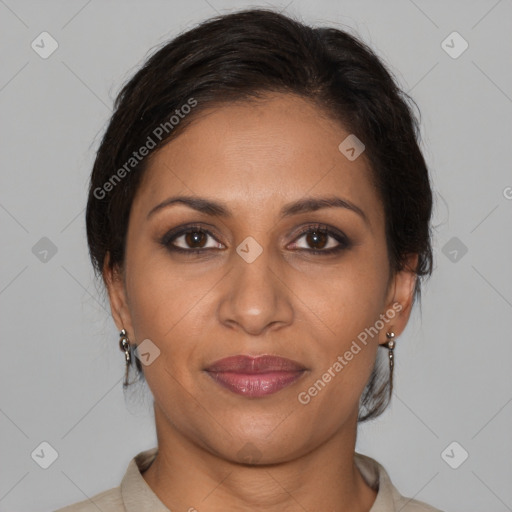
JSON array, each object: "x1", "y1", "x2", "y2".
[{"x1": 204, "y1": 355, "x2": 307, "y2": 398}]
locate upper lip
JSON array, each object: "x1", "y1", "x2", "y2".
[{"x1": 205, "y1": 355, "x2": 306, "y2": 373}]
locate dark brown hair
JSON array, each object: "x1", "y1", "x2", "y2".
[{"x1": 86, "y1": 8, "x2": 433, "y2": 421}]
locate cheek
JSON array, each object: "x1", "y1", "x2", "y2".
[
  {"x1": 123, "y1": 251, "x2": 220, "y2": 390},
  {"x1": 125, "y1": 251, "x2": 207, "y2": 339},
  {"x1": 291, "y1": 245, "x2": 389, "y2": 340},
  {"x1": 290, "y1": 266, "x2": 389, "y2": 423}
]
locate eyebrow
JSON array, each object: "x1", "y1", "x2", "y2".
[{"x1": 147, "y1": 194, "x2": 369, "y2": 224}]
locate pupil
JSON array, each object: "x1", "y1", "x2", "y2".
[
  {"x1": 183, "y1": 230, "x2": 329, "y2": 250},
  {"x1": 307, "y1": 231, "x2": 326, "y2": 249},
  {"x1": 186, "y1": 231, "x2": 205, "y2": 248}
]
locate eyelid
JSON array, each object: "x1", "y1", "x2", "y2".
[
  {"x1": 159, "y1": 223, "x2": 224, "y2": 249},
  {"x1": 160, "y1": 222, "x2": 351, "y2": 254},
  {"x1": 289, "y1": 223, "x2": 350, "y2": 251}
]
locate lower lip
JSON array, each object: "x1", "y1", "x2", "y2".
[{"x1": 206, "y1": 371, "x2": 305, "y2": 397}]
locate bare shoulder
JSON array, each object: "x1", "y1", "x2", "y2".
[{"x1": 53, "y1": 486, "x2": 122, "y2": 512}]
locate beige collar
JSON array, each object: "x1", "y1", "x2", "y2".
[{"x1": 120, "y1": 447, "x2": 440, "y2": 512}]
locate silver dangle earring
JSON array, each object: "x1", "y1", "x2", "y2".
[
  {"x1": 383, "y1": 331, "x2": 396, "y2": 403},
  {"x1": 385, "y1": 331, "x2": 396, "y2": 371},
  {"x1": 119, "y1": 329, "x2": 131, "y2": 364},
  {"x1": 119, "y1": 329, "x2": 132, "y2": 386}
]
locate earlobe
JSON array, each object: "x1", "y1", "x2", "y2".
[
  {"x1": 102, "y1": 253, "x2": 133, "y2": 335},
  {"x1": 380, "y1": 254, "x2": 418, "y2": 344}
]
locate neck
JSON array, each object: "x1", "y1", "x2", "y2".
[{"x1": 142, "y1": 403, "x2": 376, "y2": 512}]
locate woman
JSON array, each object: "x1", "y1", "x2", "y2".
[{"x1": 57, "y1": 8, "x2": 442, "y2": 512}]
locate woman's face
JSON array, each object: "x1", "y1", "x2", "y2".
[{"x1": 106, "y1": 92, "x2": 416, "y2": 463}]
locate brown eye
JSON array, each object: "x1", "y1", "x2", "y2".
[
  {"x1": 304, "y1": 230, "x2": 328, "y2": 250},
  {"x1": 290, "y1": 224, "x2": 351, "y2": 255},
  {"x1": 184, "y1": 230, "x2": 208, "y2": 248},
  {"x1": 160, "y1": 224, "x2": 225, "y2": 254}
]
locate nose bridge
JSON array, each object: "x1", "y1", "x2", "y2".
[
  {"x1": 218, "y1": 236, "x2": 293, "y2": 334},
  {"x1": 235, "y1": 237, "x2": 275, "y2": 296}
]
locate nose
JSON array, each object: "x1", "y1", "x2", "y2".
[{"x1": 217, "y1": 242, "x2": 294, "y2": 336}]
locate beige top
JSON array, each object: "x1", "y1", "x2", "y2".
[{"x1": 54, "y1": 448, "x2": 443, "y2": 512}]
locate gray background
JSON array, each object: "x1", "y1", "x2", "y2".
[{"x1": 1, "y1": 1, "x2": 511, "y2": 511}]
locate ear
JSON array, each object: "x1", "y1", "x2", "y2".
[
  {"x1": 103, "y1": 253, "x2": 134, "y2": 338},
  {"x1": 379, "y1": 253, "x2": 418, "y2": 346}
]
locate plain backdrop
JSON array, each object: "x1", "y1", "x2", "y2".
[{"x1": 1, "y1": 1, "x2": 511, "y2": 511}]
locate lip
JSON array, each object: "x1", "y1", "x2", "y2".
[
  {"x1": 206, "y1": 355, "x2": 306, "y2": 373},
  {"x1": 205, "y1": 355, "x2": 307, "y2": 398}
]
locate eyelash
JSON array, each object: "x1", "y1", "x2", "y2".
[{"x1": 159, "y1": 223, "x2": 351, "y2": 256}]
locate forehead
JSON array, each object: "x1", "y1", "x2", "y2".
[{"x1": 134, "y1": 93, "x2": 383, "y2": 225}]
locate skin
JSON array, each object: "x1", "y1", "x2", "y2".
[{"x1": 105, "y1": 92, "x2": 418, "y2": 512}]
